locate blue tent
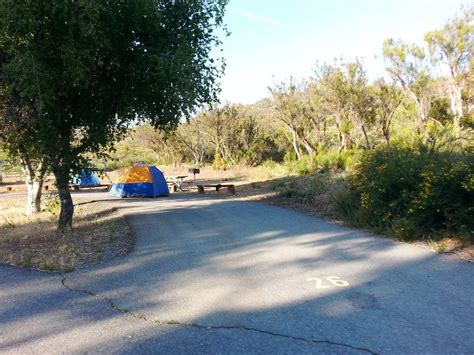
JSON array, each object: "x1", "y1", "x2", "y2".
[
  {"x1": 109, "y1": 164, "x2": 169, "y2": 198},
  {"x1": 71, "y1": 170, "x2": 101, "y2": 187}
]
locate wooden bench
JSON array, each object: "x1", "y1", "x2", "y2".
[
  {"x1": 197, "y1": 184, "x2": 235, "y2": 194},
  {"x1": 70, "y1": 184, "x2": 110, "y2": 191}
]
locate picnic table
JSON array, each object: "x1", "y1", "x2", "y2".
[{"x1": 166, "y1": 175, "x2": 188, "y2": 192}]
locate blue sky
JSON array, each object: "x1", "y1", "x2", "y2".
[{"x1": 217, "y1": 0, "x2": 471, "y2": 104}]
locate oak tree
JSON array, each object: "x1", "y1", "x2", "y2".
[{"x1": 0, "y1": 0, "x2": 227, "y2": 229}]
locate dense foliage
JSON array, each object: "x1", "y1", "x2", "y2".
[{"x1": 349, "y1": 147, "x2": 473, "y2": 240}]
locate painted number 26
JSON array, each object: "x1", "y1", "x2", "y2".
[{"x1": 307, "y1": 276, "x2": 350, "y2": 288}]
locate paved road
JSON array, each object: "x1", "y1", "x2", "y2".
[{"x1": 1, "y1": 193, "x2": 473, "y2": 354}]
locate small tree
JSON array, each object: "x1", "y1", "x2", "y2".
[
  {"x1": 133, "y1": 125, "x2": 185, "y2": 166},
  {"x1": 424, "y1": 5, "x2": 473, "y2": 135},
  {"x1": 316, "y1": 60, "x2": 373, "y2": 151},
  {"x1": 199, "y1": 105, "x2": 241, "y2": 168},
  {"x1": 0, "y1": 0, "x2": 227, "y2": 230},
  {"x1": 0, "y1": 95, "x2": 48, "y2": 215},
  {"x1": 383, "y1": 39, "x2": 433, "y2": 129},
  {"x1": 270, "y1": 80, "x2": 317, "y2": 159},
  {"x1": 177, "y1": 119, "x2": 209, "y2": 166},
  {"x1": 371, "y1": 79, "x2": 403, "y2": 145}
]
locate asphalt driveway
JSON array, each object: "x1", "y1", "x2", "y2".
[{"x1": 1, "y1": 193, "x2": 473, "y2": 354}]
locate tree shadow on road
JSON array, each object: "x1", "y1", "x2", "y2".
[{"x1": 0, "y1": 195, "x2": 472, "y2": 353}]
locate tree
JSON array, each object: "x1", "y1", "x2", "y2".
[
  {"x1": 465, "y1": 59, "x2": 474, "y2": 120},
  {"x1": 0, "y1": 95, "x2": 48, "y2": 214},
  {"x1": 270, "y1": 80, "x2": 317, "y2": 159},
  {"x1": 345, "y1": 62, "x2": 377, "y2": 149},
  {"x1": 0, "y1": 0, "x2": 227, "y2": 230},
  {"x1": 371, "y1": 79, "x2": 403, "y2": 145},
  {"x1": 424, "y1": 5, "x2": 473, "y2": 135},
  {"x1": 307, "y1": 83, "x2": 329, "y2": 149},
  {"x1": 133, "y1": 125, "x2": 185, "y2": 166},
  {"x1": 177, "y1": 119, "x2": 209, "y2": 166},
  {"x1": 383, "y1": 39, "x2": 433, "y2": 129},
  {"x1": 199, "y1": 105, "x2": 240, "y2": 168},
  {"x1": 316, "y1": 60, "x2": 374, "y2": 151}
]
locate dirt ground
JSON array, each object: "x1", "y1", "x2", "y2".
[
  {"x1": 0, "y1": 196, "x2": 132, "y2": 272},
  {"x1": 0, "y1": 176, "x2": 55, "y2": 193}
]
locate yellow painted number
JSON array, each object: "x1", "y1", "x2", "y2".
[
  {"x1": 326, "y1": 276, "x2": 349, "y2": 287},
  {"x1": 307, "y1": 276, "x2": 350, "y2": 288},
  {"x1": 307, "y1": 277, "x2": 330, "y2": 289}
]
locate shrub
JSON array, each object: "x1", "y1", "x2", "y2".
[
  {"x1": 283, "y1": 151, "x2": 298, "y2": 163},
  {"x1": 43, "y1": 192, "x2": 61, "y2": 215},
  {"x1": 330, "y1": 177, "x2": 368, "y2": 226},
  {"x1": 308, "y1": 173, "x2": 330, "y2": 195},
  {"x1": 283, "y1": 150, "x2": 361, "y2": 176},
  {"x1": 343, "y1": 149, "x2": 363, "y2": 171},
  {"x1": 410, "y1": 153, "x2": 473, "y2": 232},
  {"x1": 316, "y1": 152, "x2": 333, "y2": 173},
  {"x1": 316, "y1": 150, "x2": 362, "y2": 174},
  {"x1": 284, "y1": 155, "x2": 318, "y2": 175},
  {"x1": 261, "y1": 160, "x2": 277, "y2": 170},
  {"x1": 212, "y1": 152, "x2": 232, "y2": 170},
  {"x1": 390, "y1": 217, "x2": 418, "y2": 241},
  {"x1": 270, "y1": 179, "x2": 286, "y2": 191},
  {"x1": 278, "y1": 187, "x2": 307, "y2": 201},
  {"x1": 349, "y1": 146, "x2": 474, "y2": 239}
]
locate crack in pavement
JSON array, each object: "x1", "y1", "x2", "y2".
[{"x1": 61, "y1": 275, "x2": 378, "y2": 354}]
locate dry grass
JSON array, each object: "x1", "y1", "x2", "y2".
[
  {"x1": 420, "y1": 238, "x2": 473, "y2": 262},
  {"x1": 159, "y1": 163, "x2": 290, "y2": 199},
  {"x1": 0, "y1": 197, "x2": 133, "y2": 272},
  {"x1": 159, "y1": 163, "x2": 287, "y2": 184}
]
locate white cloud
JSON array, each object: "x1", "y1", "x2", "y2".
[{"x1": 233, "y1": 8, "x2": 280, "y2": 27}]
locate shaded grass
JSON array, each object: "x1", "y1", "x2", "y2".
[{"x1": 0, "y1": 198, "x2": 133, "y2": 272}]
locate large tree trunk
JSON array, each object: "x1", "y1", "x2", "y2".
[{"x1": 53, "y1": 168, "x2": 74, "y2": 231}]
